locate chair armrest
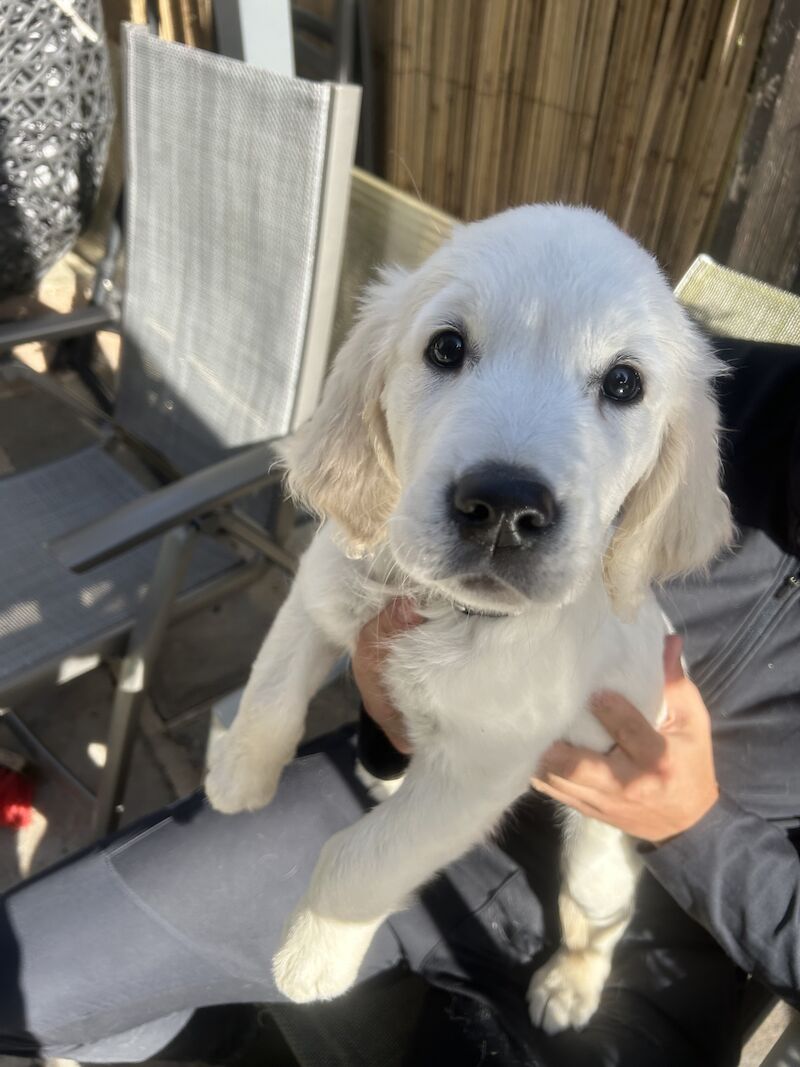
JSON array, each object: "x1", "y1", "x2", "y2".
[
  {"x1": 0, "y1": 359, "x2": 113, "y2": 426},
  {"x1": 0, "y1": 304, "x2": 118, "y2": 348},
  {"x1": 51, "y1": 442, "x2": 284, "y2": 572}
]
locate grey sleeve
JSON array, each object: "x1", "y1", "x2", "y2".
[{"x1": 641, "y1": 793, "x2": 800, "y2": 1004}]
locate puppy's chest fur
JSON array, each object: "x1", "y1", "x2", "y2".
[{"x1": 302, "y1": 527, "x2": 667, "y2": 776}]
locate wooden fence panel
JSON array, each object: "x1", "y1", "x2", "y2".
[{"x1": 375, "y1": 0, "x2": 777, "y2": 279}]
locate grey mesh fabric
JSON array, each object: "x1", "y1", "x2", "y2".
[
  {"x1": 0, "y1": 445, "x2": 234, "y2": 681},
  {"x1": 116, "y1": 27, "x2": 336, "y2": 474}
]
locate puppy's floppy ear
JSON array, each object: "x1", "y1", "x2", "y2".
[
  {"x1": 278, "y1": 270, "x2": 405, "y2": 553},
  {"x1": 603, "y1": 330, "x2": 733, "y2": 619}
]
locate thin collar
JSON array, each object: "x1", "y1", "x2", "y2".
[{"x1": 453, "y1": 601, "x2": 511, "y2": 619}]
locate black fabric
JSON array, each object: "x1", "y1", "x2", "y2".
[
  {"x1": 641, "y1": 794, "x2": 800, "y2": 1003},
  {"x1": 408, "y1": 794, "x2": 746, "y2": 1067},
  {"x1": 357, "y1": 703, "x2": 411, "y2": 780},
  {"x1": 711, "y1": 337, "x2": 800, "y2": 557}
]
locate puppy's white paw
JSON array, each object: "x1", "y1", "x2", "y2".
[
  {"x1": 273, "y1": 906, "x2": 379, "y2": 1003},
  {"x1": 527, "y1": 947, "x2": 610, "y2": 1034},
  {"x1": 205, "y1": 733, "x2": 284, "y2": 814}
]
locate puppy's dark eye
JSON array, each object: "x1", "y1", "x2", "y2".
[
  {"x1": 425, "y1": 329, "x2": 466, "y2": 370},
  {"x1": 601, "y1": 364, "x2": 642, "y2": 403}
]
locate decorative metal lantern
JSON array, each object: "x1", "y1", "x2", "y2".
[{"x1": 0, "y1": 0, "x2": 114, "y2": 298}]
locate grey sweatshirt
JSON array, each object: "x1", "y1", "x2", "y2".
[{"x1": 649, "y1": 337, "x2": 800, "y2": 1004}]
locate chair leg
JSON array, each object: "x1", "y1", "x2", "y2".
[
  {"x1": 94, "y1": 525, "x2": 197, "y2": 836},
  {"x1": 218, "y1": 507, "x2": 297, "y2": 576}
]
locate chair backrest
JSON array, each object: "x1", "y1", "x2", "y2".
[
  {"x1": 331, "y1": 167, "x2": 453, "y2": 357},
  {"x1": 115, "y1": 25, "x2": 360, "y2": 475},
  {"x1": 676, "y1": 255, "x2": 800, "y2": 345}
]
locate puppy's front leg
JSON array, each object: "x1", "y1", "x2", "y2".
[
  {"x1": 273, "y1": 749, "x2": 530, "y2": 1002},
  {"x1": 528, "y1": 810, "x2": 641, "y2": 1033},
  {"x1": 206, "y1": 579, "x2": 339, "y2": 814}
]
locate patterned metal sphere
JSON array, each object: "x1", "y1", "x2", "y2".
[{"x1": 0, "y1": 0, "x2": 114, "y2": 298}]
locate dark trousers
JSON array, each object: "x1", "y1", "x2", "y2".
[{"x1": 0, "y1": 727, "x2": 745, "y2": 1065}]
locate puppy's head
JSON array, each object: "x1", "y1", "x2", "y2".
[{"x1": 282, "y1": 205, "x2": 732, "y2": 617}]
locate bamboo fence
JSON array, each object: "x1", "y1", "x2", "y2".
[
  {"x1": 112, "y1": 0, "x2": 780, "y2": 281},
  {"x1": 379, "y1": 0, "x2": 774, "y2": 279}
]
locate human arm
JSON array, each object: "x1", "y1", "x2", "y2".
[
  {"x1": 533, "y1": 637, "x2": 800, "y2": 1003},
  {"x1": 352, "y1": 598, "x2": 421, "y2": 769},
  {"x1": 641, "y1": 788, "x2": 800, "y2": 1003}
]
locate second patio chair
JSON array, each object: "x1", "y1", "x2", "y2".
[{"x1": 0, "y1": 25, "x2": 360, "y2": 834}]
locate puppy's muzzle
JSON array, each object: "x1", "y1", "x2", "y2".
[{"x1": 450, "y1": 464, "x2": 559, "y2": 550}]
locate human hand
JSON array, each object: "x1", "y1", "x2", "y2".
[
  {"x1": 352, "y1": 598, "x2": 424, "y2": 754},
  {"x1": 532, "y1": 636, "x2": 720, "y2": 843}
]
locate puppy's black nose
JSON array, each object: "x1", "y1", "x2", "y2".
[{"x1": 451, "y1": 464, "x2": 558, "y2": 548}]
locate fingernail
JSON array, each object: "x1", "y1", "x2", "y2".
[{"x1": 663, "y1": 635, "x2": 685, "y2": 678}]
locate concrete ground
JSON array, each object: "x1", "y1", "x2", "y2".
[{"x1": 1, "y1": 262, "x2": 794, "y2": 1066}]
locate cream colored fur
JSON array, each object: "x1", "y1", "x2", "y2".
[{"x1": 205, "y1": 205, "x2": 732, "y2": 1032}]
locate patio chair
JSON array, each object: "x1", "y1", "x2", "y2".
[{"x1": 0, "y1": 24, "x2": 360, "y2": 835}]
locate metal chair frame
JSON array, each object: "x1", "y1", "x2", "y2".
[{"x1": 0, "y1": 357, "x2": 296, "y2": 833}]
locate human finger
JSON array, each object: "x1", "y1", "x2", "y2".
[
  {"x1": 369, "y1": 597, "x2": 424, "y2": 643},
  {"x1": 662, "y1": 634, "x2": 685, "y2": 686},
  {"x1": 589, "y1": 691, "x2": 668, "y2": 767},
  {"x1": 354, "y1": 598, "x2": 423, "y2": 679},
  {"x1": 531, "y1": 774, "x2": 607, "y2": 819},
  {"x1": 353, "y1": 599, "x2": 421, "y2": 753},
  {"x1": 537, "y1": 741, "x2": 635, "y2": 792}
]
